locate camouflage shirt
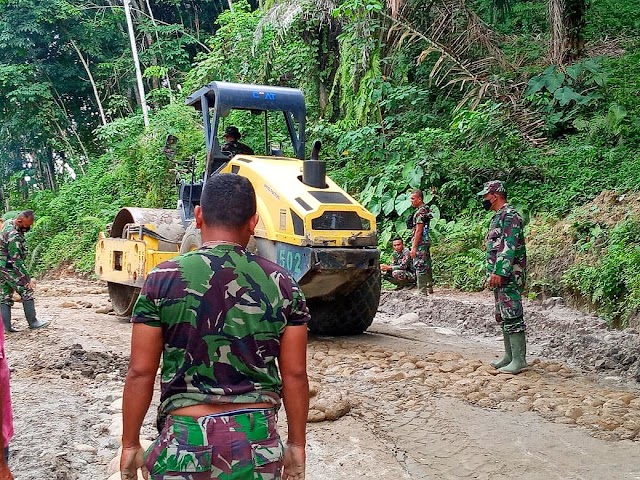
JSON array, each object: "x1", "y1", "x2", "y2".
[
  {"x1": 132, "y1": 244, "x2": 309, "y2": 417},
  {"x1": 485, "y1": 204, "x2": 527, "y2": 288},
  {"x1": 392, "y1": 247, "x2": 414, "y2": 273},
  {"x1": 0, "y1": 220, "x2": 30, "y2": 285},
  {"x1": 412, "y1": 204, "x2": 432, "y2": 245}
]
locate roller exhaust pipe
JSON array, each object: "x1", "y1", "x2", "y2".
[{"x1": 302, "y1": 140, "x2": 326, "y2": 188}]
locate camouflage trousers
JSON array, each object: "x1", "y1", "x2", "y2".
[
  {"x1": 145, "y1": 409, "x2": 282, "y2": 479},
  {"x1": 413, "y1": 243, "x2": 433, "y2": 286},
  {"x1": 494, "y1": 284, "x2": 526, "y2": 334},
  {"x1": 0, "y1": 269, "x2": 34, "y2": 306},
  {"x1": 383, "y1": 269, "x2": 415, "y2": 286}
]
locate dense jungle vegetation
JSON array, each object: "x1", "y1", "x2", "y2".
[{"x1": 0, "y1": 0, "x2": 639, "y2": 326}]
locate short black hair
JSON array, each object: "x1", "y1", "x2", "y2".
[
  {"x1": 200, "y1": 173, "x2": 256, "y2": 227},
  {"x1": 391, "y1": 237, "x2": 403, "y2": 243},
  {"x1": 411, "y1": 189, "x2": 423, "y2": 200},
  {"x1": 20, "y1": 210, "x2": 34, "y2": 220},
  {"x1": 224, "y1": 126, "x2": 241, "y2": 140}
]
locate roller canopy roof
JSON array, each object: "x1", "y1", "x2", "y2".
[{"x1": 185, "y1": 81, "x2": 306, "y2": 124}]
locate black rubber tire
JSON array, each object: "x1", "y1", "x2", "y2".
[
  {"x1": 307, "y1": 270, "x2": 381, "y2": 335},
  {"x1": 180, "y1": 222, "x2": 202, "y2": 254},
  {"x1": 108, "y1": 282, "x2": 140, "y2": 317}
]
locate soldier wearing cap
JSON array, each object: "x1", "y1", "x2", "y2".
[
  {"x1": 478, "y1": 180, "x2": 528, "y2": 374},
  {"x1": 221, "y1": 126, "x2": 254, "y2": 156}
]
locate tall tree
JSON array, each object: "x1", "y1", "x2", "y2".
[{"x1": 549, "y1": 0, "x2": 588, "y2": 63}]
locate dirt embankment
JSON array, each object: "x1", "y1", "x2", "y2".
[{"x1": 526, "y1": 190, "x2": 640, "y2": 320}]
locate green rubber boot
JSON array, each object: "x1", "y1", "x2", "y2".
[
  {"x1": 498, "y1": 331, "x2": 527, "y2": 374},
  {"x1": 416, "y1": 273, "x2": 430, "y2": 295},
  {"x1": 490, "y1": 332, "x2": 511, "y2": 369},
  {"x1": 1, "y1": 303, "x2": 17, "y2": 333},
  {"x1": 23, "y1": 299, "x2": 49, "y2": 329}
]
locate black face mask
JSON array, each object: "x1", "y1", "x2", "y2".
[{"x1": 482, "y1": 199, "x2": 493, "y2": 211}]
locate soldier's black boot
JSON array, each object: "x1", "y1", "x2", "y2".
[
  {"x1": 1, "y1": 303, "x2": 17, "y2": 333},
  {"x1": 23, "y1": 299, "x2": 49, "y2": 329},
  {"x1": 490, "y1": 332, "x2": 512, "y2": 369}
]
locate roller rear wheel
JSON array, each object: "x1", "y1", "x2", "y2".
[{"x1": 108, "y1": 282, "x2": 140, "y2": 317}]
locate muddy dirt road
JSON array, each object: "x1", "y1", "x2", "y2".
[{"x1": 3, "y1": 278, "x2": 640, "y2": 479}]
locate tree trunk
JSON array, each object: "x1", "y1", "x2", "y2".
[
  {"x1": 69, "y1": 39, "x2": 107, "y2": 126},
  {"x1": 549, "y1": 0, "x2": 587, "y2": 64},
  {"x1": 43, "y1": 148, "x2": 57, "y2": 191}
]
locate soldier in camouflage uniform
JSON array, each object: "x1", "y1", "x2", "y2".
[
  {"x1": 0, "y1": 211, "x2": 48, "y2": 332},
  {"x1": 381, "y1": 237, "x2": 415, "y2": 290},
  {"x1": 409, "y1": 189, "x2": 434, "y2": 295},
  {"x1": 120, "y1": 174, "x2": 309, "y2": 480},
  {"x1": 479, "y1": 180, "x2": 528, "y2": 374}
]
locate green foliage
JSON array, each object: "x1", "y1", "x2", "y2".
[
  {"x1": 525, "y1": 58, "x2": 608, "y2": 136},
  {"x1": 562, "y1": 219, "x2": 640, "y2": 326},
  {"x1": 1, "y1": 0, "x2": 640, "y2": 332},
  {"x1": 25, "y1": 101, "x2": 204, "y2": 275},
  {"x1": 185, "y1": 1, "x2": 264, "y2": 91},
  {"x1": 584, "y1": 0, "x2": 640, "y2": 38},
  {"x1": 432, "y1": 218, "x2": 487, "y2": 291}
]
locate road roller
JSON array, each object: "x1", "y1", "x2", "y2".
[{"x1": 95, "y1": 81, "x2": 380, "y2": 335}]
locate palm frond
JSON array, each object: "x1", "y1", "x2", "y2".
[{"x1": 383, "y1": 0, "x2": 547, "y2": 144}]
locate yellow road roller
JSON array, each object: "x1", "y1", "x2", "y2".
[{"x1": 95, "y1": 81, "x2": 380, "y2": 335}]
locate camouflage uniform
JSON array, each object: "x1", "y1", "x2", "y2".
[
  {"x1": 145, "y1": 410, "x2": 282, "y2": 480},
  {"x1": 383, "y1": 247, "x2": 415, "y2": 286},
  {"x1": 485, "y1": 204, "x2": 527, "y2": 334},
  {"x1": 412, "y1": 205, "x2": 433, "y2": 286},
  {"x1": 0, "y1": 220, "x2": 34, "y2": 306},
  {"x1": 132, "y1": 243, "x2": 309, "y2": 479}
]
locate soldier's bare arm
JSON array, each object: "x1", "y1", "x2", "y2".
[
  {"x1": 411, "y1": 223, "x2": 423, "y2": 258},
  {"x1": 280, "y1": 324, "x2": 308, "y2": 480},
  {"x1": 121, "y1": 323, "x2": 163, "y2": 480}
]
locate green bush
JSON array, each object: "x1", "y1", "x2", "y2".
[{"x1": 562, "y1": 219, "x2": 640, "y2": 326}]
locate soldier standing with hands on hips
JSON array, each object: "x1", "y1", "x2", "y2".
[{"x1": 479, "y1": 180, "x2": 528, "y2": 374}]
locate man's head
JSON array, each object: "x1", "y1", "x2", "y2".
[
  {"x1": 195, "y1": 174, "x2": 258, "y2": 244},
  {"x1": 410, "y1": 189, "x2": 424, "y2": 208},
  {"x1": 224, "y1": 126, "x2": 241, "y2": 142},
  {"x1": 391, "y1": 237, "x2": 405, "y2": 253},
  {"x1": 477, "y1": 180, "x2": 507, "y2": 211},
  {"x1": 15, "y1": 210, "x2": 34, "y2": 233}
]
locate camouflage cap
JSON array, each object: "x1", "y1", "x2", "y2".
[{"x1": 477, "y1": 180, "x2": 506, "y2": 196}]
